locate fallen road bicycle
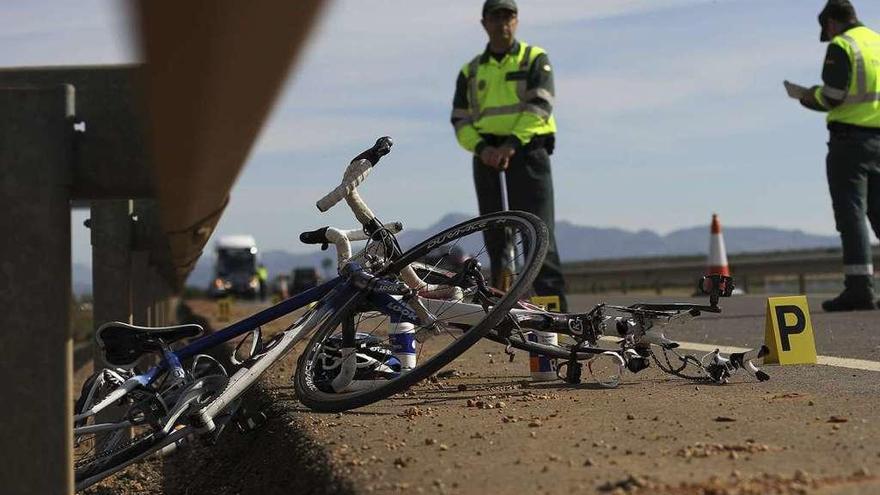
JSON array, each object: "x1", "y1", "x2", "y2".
[
  {"x1": 72, "y1": 137, "x2": 549, "y2": 489},
  {"x1": 290, "y1": 151, "x2": 772, "y2": 412},
  {"x1": 296, "y1": 260, "x2": 772, "y2": 410}
]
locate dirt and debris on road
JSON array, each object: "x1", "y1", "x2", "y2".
[
  {"x1": 81, "y1": 297, "x2": 880, "y2": 494},
  {"x1": 289, "y1": 342, "x2": 880, "y2": 495}
]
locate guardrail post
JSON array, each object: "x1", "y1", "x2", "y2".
[
  {"x1": 91, "y1": 200, "x2": 134, "y2": 333},
  {"x1": 798, "y1": 274, "x2": 807, "y2": 295},
  {"x1": 0, "y1": 85, "x2": 75, "y2": 495},
  {"x1": 89, "y1": 199, "x2": 138, "y2": 449},
  {"x1": 130, "y1": 199, "x2": 176, "y2": 326},
  {"x1": 131, "y1": 247, "x2": 153, "y2": 325}
]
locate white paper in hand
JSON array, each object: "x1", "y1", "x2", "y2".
[{"x1": 784, "y1": 80, "x2": 809, "y2": 100}]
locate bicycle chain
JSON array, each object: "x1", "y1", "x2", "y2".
[{"x1": 75, "y1": 429, "x2": 156, "y2": 470}]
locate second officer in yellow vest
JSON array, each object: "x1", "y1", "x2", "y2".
[
  {"x1": 799, "y1": 0, "x2": 880, "y2": 311},
  {"x1": 450, "y1": 0, "x2": 567, "y2": 311}
]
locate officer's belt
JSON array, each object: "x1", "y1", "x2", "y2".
[
  {"x1": 480, "y1": 133, "x2": 554, "y2": 151},
  {"x1": 828, "y1": 122, "x2": 880, "y2": 136}
]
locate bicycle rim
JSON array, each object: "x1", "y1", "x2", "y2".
[
  {"x1": 73, "y1": 371, "x2": 165, "y2": 489},
  {"x1": 294, "y1": 211, "x2": 548, "y2": 412}
]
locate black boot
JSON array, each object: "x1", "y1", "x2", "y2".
[{"x1": 822, "y1": 275, "x2": 876, "y2": 312}]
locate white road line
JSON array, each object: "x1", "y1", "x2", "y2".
[
  {"x1": 598, "y1": 337, "x2": 880, "y2": 372},
  {"x1": 814, "y1": 355, "x2": 880, "y2": 372}
]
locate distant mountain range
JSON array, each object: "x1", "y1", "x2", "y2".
[{"x1": 71, "y1": 213, "x2": 839, "y2": 295}]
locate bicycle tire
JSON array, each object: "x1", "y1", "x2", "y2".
[
  {"x1": 293, "y1": 211, "x2": 548, "y2": 412},
  {"x1": 73, "y1": 370, "x2": 167, "y2": 490},
  {"x1": 74, "y1": 368, "x2": 226, "y2": 489}
]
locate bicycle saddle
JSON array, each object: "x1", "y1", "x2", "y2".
[{"x1": 96, "y1": 322, "x2": 204, "y2": 367}]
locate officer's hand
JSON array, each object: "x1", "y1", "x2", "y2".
[
  {"x1": 496, "y1": 145, "x2": 516, "y2": 171},
  {"x1": 480, "y1": 146, "x2": 501, "y2": 169},
  {"x1": 799, "y1": 85, "x2": 822, "y2": 106}
]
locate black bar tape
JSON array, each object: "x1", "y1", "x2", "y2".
[{"x1": 350, "y1": 136, "x2": 393, "y2": 166}]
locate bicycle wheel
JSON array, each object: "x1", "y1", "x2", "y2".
[
  {"x1": 73, "y1": 368, "x2": 168, "y2": 489},
  {"x1": 294, "y1": 211, "x2": 548, "y2": 412},
  {"x1": 73, "y1": 367, "x2": 224, "y2": 489}
]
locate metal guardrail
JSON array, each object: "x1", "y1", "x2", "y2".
[
  {"x1": 0, "y1": 3, "x2": 329, "y2": 493},
  {"x1": 562, "y1": 245, "x2": 880, "y2": 294}
]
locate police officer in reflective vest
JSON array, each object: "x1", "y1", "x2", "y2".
[
  {"x1": 799, "y1": 0, "x2": 880, "y2": 311},
  {"x1": 257, "y1": 264, "x2": 268, "y2": 302},
  {"x1": 450, "y1": 0, "x2": 568, "y2": 311}
]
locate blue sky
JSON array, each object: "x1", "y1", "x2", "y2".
[{"x1": 3, "y1": 0, "x2": 880, "y2": 265}]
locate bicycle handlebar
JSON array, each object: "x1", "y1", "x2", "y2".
[
  {"x1": 299, "y1": 222, "x2": 403, "y2": 244},
  {"x1": 300, "y1": 222, "x2": 404, "y2": 247},
  {"x1": 308, "y1": 137, "x2": 444, "y2": 293},
  {"x1": 316, "y1": 137, "x2": 393, "y2": 213},
  {"x1": 300, "y1": 223, "x2": 404, "y2": 270}
]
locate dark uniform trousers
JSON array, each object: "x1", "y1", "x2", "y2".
[
  {"x1": 472, "y1": 143, "x2": 568, "y2": 312},
  {"x1": 827, "y1": 127, "x2": 880, "y2": 287}
]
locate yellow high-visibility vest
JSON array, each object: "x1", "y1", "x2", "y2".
[
  {"x1": 817, "y1": 26, "x2": 880, "y2": 128},
  {"x1": 453, "y1": 41, "x2": 556, "y2": 152}
]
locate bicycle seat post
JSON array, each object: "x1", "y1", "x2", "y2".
[{"x1": 156, "y1": 339, "x2": 187, "y2": 384}]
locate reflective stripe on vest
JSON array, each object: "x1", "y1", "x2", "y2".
[
  {"x1": 844, "y1": 264, "x2": 874, "y2": 276},
  {"x1": 827, "y1": 27, "x2": 880, "y2": 127},
  {"x1": 842, "y1": 34, "x2": 867, "y2": 95},
  {"x1": 514, "y1": 45, "x2": 533, "y2": 104},
  {"x1": 451, "y1": 108, "x2": 473, "y2": 131}
]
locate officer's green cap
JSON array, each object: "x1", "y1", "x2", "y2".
[
  {"x1": 482, "y1": 0, "x2": 517, "y2": 17},
  {"x1": 819, "y1": 0, "x2": 857, "y2": 41}
]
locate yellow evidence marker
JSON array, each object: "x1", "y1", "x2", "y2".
[
  {"x1": 218, "y1": 296, "x2": 232, "y2": 322},
  {"x1": 763, "y1": 296, "x2": 817, "y2": 365}
]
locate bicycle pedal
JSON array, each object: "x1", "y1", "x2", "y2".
[
  {"x1": 158, "y1": 426, "x2": 192, "y2": 457},
  {"x1": 235, "y1": 410, "x2": 268, "y2": 433},
  {"x1": 158, "y1": 438, "x2": 187, "y2": 457},
  {"x1": 209, "y1": 421, "x2": 229, "y2": 445}
]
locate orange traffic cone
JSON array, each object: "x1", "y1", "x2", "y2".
[{"x1": 707, "y1": 213, "x2": 730, "y2": 277}]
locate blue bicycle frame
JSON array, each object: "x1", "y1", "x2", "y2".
[{"x1": 131, "y1": 267, "x2": 417, "y2": 389}]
